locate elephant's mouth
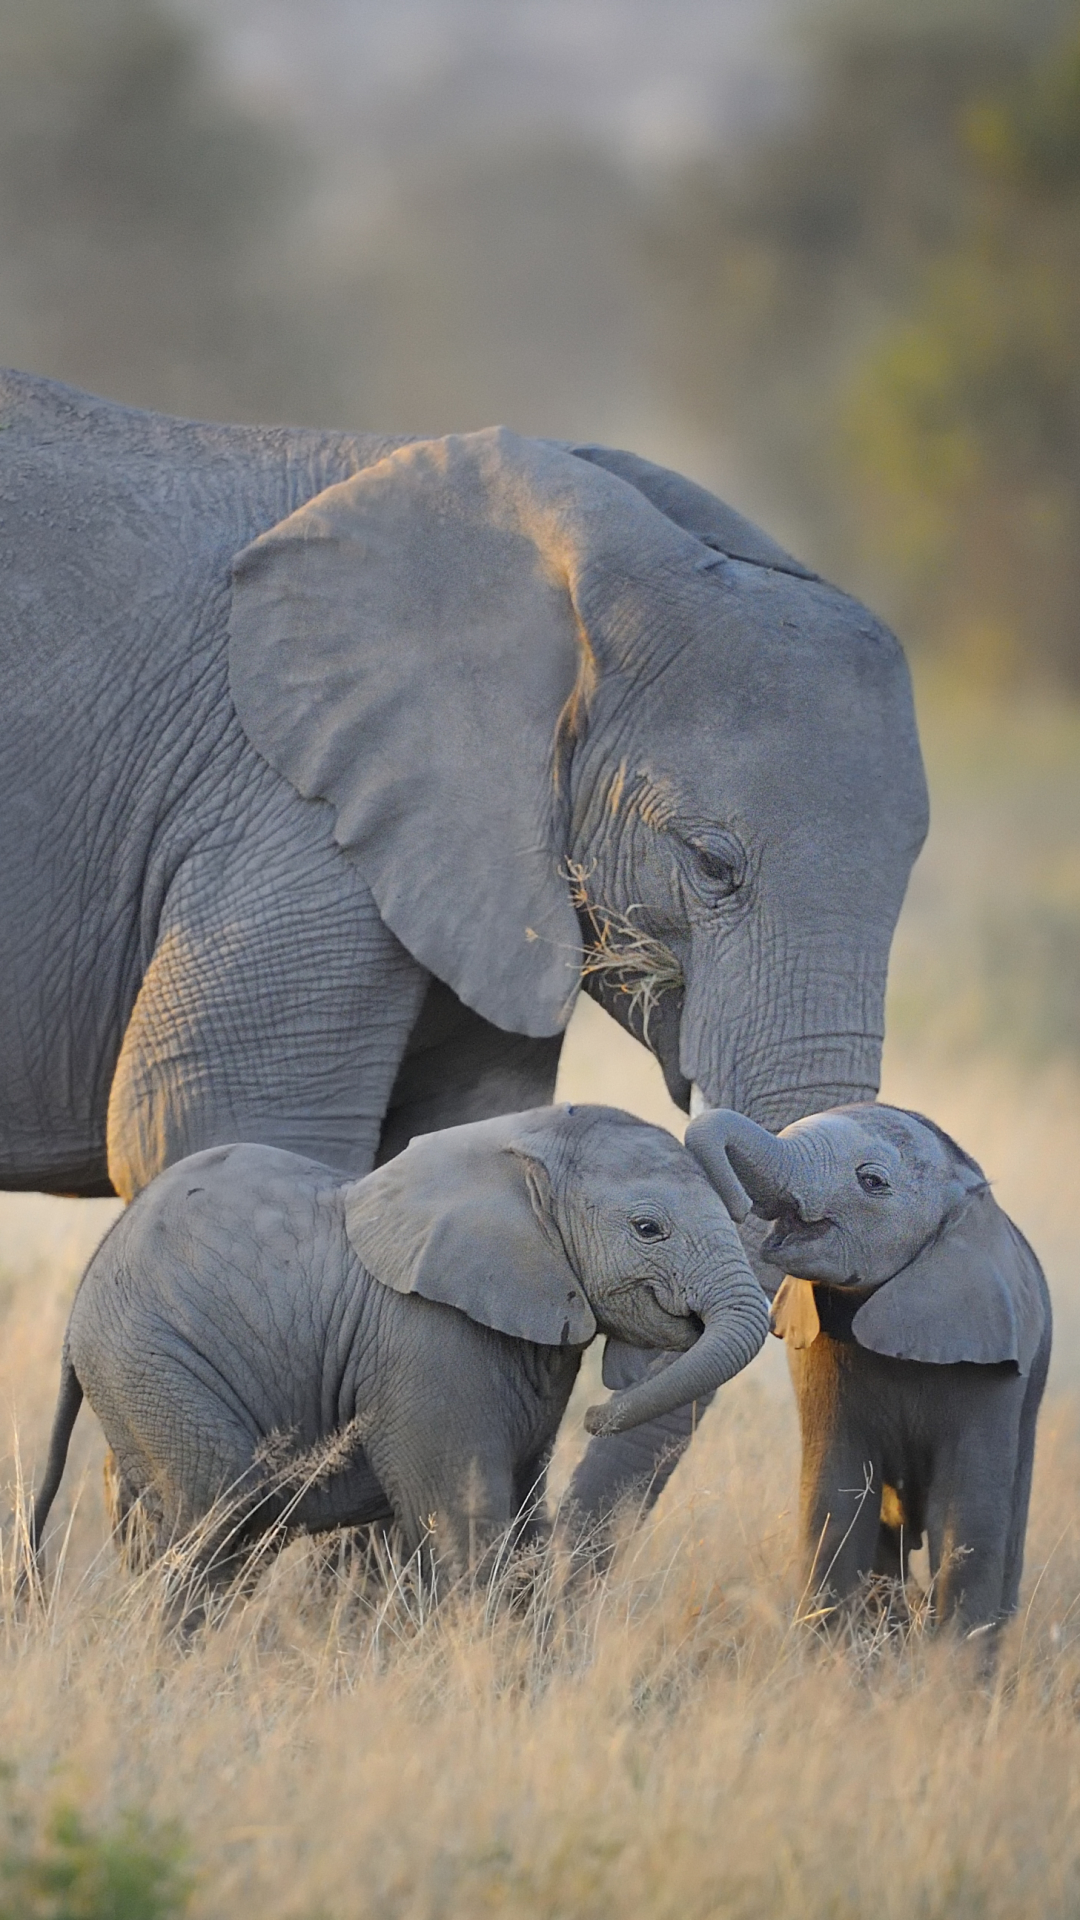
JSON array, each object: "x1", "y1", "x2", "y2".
[{"x1": 761, "y1": 1210, "x2": 833, "y2": 1267}]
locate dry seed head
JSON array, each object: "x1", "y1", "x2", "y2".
[{"x1": 565, "y1": 860, "x2": 683, "y2": 1044}]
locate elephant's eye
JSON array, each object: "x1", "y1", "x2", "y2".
[
  {"x1": 857, "y1": 1165, "x2": 891, "y2": 1195},
  {"x1": 687, "y1": 832, "x2": 745, "y2": 898},
  {"x1": 630, "y1": 1214, "x2": 669, "y2": 1241}
]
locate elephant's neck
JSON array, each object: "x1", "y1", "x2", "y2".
[{"x1": 812, "y1": 1283, "x2": 876, "y2": 1344}]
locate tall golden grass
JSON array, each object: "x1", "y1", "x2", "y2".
[{"x1": 1, "y1": 677, "x2": 1078, "y2": 1918}]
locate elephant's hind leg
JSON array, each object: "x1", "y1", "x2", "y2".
[
  {"x1": 1002, "y1": 1334, "x2": 1051, "y2": 1617},
  {"x1": 102, "y1": 1448, "x2": 160, "y2": 1574}
]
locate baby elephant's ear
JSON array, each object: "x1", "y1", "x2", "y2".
[
  {"x1": 852, "y1": 1190, "x2": 1047, "y2": 1372},
  {"x1": 344, "y1": 1116, "x2": 596, "y2": 1348}
]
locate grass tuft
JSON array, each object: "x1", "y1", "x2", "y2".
[{"x1": 565, "y1": 860, "x2": 683, "y2": 1044}]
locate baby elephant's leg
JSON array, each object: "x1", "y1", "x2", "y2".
[
  {"x1": 791, "y1": 1344, "x2": 883, "y2": 1616},
  {"x1": 84, "y1": 1360, "x2": 280, "y2": 1621},
  {"x1": 799, "y1": 1436, "x2": 885, "y2": 1617},
  {"x1": 924, "y1": 1375, "x2": 1022, "y2": 1636},
  {"x1": 1001, "y1": 1337, "x2": 1051, "y2": 1617},
  {"x1": 369, "y1": 1433, "x2": 519, "y2": 1591}
]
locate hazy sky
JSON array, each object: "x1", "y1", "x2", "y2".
[{"x1": 173, "y1": 0, "x2": 805, "y2": 171}]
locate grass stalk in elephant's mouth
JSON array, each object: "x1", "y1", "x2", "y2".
[{"x1": 565, "y1": 860, "x2": 683, "y2": 1046}]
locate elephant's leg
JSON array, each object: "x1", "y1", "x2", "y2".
[
  {"x1": 511, "y1": 1447, "x2": 554, "y2": 1554},
  {"x1": 871, "y1": 1481, "x2": 925, "y2": 1584},
  {"x1": 375, "y1": 1447, "x2": 519, "y2": 1592},
  {"x1": 786, "y1": 1346, "x2": 884, "y2": 1613},
  {"x1": 106, "y1": 786, "x2": 428, "y2": 1196},
  {"x1": 362, "y1": 1391, "x2": 522, "y2": 1592},
  {"x1": 375, "y1": 978, "x2": 563, "y2": 1164},
  {"x1": 872, "y1": 1518, "x2": 908, "y2": 1583},
  {"x1": 924, "y1": 1389, "x2": 1019, "y2": 1634},
  {"x1": 563, "y1": 1358, "x2": 709, "y2": 1550},
  {"x1": 798, "y1": 1439, "x2": 885, "y2": 1617},
  {"x1": 1001, "y1": 1335, "x2": 1051, "y2": 1617}
]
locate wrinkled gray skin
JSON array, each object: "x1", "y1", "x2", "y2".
[
  {"x1": 0, "y1": 371, "x2": 927, "y2": 1525},
  {"x1": 686, "y1": 1104, "x2": 1052, "y2": 1634},
  {"x1": 30, "y1": 1107, "x2": 769, "y2": 1597}
]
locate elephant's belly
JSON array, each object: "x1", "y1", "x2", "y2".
[
  {"x1": 0, "y1": 1122, "x2": 114, "y2": 1197},
  {"x1": 0, "y1": 947, "x2": 119, "y2": 1195}
]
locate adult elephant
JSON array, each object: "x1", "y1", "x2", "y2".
[{"x1": 0, "y1": 370, "x2": 927, "y2": 1521}]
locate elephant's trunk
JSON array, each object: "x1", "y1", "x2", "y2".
[
  {"x1": 684, "y1": 1108, "x2": 803, "y2": 1222},
  {"x1": 584, "y1": 1261, "x2": 770, "y2": 1436}
]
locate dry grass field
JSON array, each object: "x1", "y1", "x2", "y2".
[{"x1": 0, "y1": 674, "x2": 1078, "y2": 1918}]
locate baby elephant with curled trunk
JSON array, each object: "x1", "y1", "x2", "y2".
[
  {"x1": 686, "y1": 1103, "x2": 1051, "y2": 1637},
  {"x1": 30, "y1": 1106, "x2": 768, "y2": 1602}
]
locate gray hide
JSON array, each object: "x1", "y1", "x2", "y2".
[
  {"x1": 28, "y1": 1108, "x2": 769, "y2": 1605},
  {"x1": 0, "y1": 369, "x2": 926, "y2": 1527},
  {"x1": 686, "y1": 1103, "x2": 1052, "y2": 1633}
]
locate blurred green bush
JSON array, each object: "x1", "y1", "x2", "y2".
[
  {"x1": 0, "y1": 1789, "x2": 189, "y2": 1920},
  {"x1": 649, "y1": 0, "x2": 1080, "y2": 690}
]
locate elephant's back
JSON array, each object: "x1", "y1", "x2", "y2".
[
  {"x1": 69, "y1": 1143, "x2": 367, "y2": 1446},
  {"x1": 0, "y1": 374, "x2": 407, "y2": 1189},
  {"x1": 0, "y1": 370, "x2": 401, "y2": 742}
]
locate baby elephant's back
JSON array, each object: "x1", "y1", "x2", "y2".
[{"x1": 69, "y1": 1144, "x2": 358, "y2": 1457}]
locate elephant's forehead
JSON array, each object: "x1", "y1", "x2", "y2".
[
  {"x1": 781, "y1": 1111, "x2": 897, "y2": 1163},
  {"x1": 781, "y1": 1108, "x2": 946, "y2": 1181},
  {"x1": 575, "y1": 1126, "x2": 713, "y2": 1194},
  {"x1": 629, "y1": 575, "x2": 926, "y2": 826}
]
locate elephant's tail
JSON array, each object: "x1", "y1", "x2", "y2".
[{"x1": 28, "y1": 1358, "x2": 83, "y2": 1556}]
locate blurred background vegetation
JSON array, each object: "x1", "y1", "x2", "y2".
[
  {"x1": 1, "y1": 0, "x2": 1078, "y2": 1067},
  {"x1": 4, "y1": 0, "x2": 1078, "y2": 686}
]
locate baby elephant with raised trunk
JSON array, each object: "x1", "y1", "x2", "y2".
[
  {"x1": 30, "y1": 1106, "x2": 769, "y2": 1601},
  {"x1": 687, "y1": 1103, "x2": 1051, "y2": 1636}
]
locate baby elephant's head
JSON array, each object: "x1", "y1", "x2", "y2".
[
  {"x1": 345, "y1": 1105, "x2": 769, "y2": 1435},
  {"x1": 686, "y1": 1102, "x2": 982, "y2": 1285},
  {"x1": 686, "y1": 1101, "x2": 1048, "y2": 1373}
]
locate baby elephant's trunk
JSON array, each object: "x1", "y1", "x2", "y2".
[
  {"x1": 685, "y1": 1108, "x2": 802, "y2": 1221},
  {"x1": 585, "y1": 1258, "x2": 770, "y2": 1435}
]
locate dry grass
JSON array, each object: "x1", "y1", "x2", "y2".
[
  {"x1": 1, "y1": 679, "x2": 1079, "y2": 1917},
  {"x1": 565, "y1": 859, "x2": 684, "y2": 1047}
]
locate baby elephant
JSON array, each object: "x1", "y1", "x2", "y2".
[
  {"x1": 31, "y1": 1105, "x2": 769, "y2": 1597},
  {"x1": 687, "y1": 1103, "x2": 1051, "y2": 1636}
]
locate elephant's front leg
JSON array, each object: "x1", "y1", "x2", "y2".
[
  {"x1": 371, "y1": 1441, "x2": 520, "y2": 1592},
  {"x1": 924, "y1": 1378, "x2": 1021, "y2": 1635},
  {"x1": 789, "y1": 1343, "x2": 885, "y2": 1616},
  {"x1": 106, "y1": 780, "x2": 429, "y2": 1197},
  {"x1": 563, "y1": 1356, "x2": 708, "y2": 1550}
]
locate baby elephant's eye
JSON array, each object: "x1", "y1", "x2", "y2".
[
  {"x1": 856, "y1": 1165, "x2": 892, "y2": 1195},
  {"x1": 630, "y1": 1214, "x2": 669, "y2": 1241}
]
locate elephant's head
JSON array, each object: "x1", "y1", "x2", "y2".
[
  {"x1": 686, "y1": 1103, "x2": 1046, "y2": 1371},
  {"x1": 230, "y1": 433, "x2": 928, "y2": 1131},
  {"x1": 343, "y1": 1105, "x2": 769, "y2": 1434}
]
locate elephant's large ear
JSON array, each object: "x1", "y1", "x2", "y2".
[
  {"x1": 852, "y1": 1191, "x2": 1047, "y2": 1372},
  {"x1": 563, "y1": 444, "x2": 818, "y2": 579},
  {"x1": 343, "y1": 1113, "x2": 596, "y2": 1347},
  {"x1": 229, "y1": 430, "x2": 684, "y2": 1037}
]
